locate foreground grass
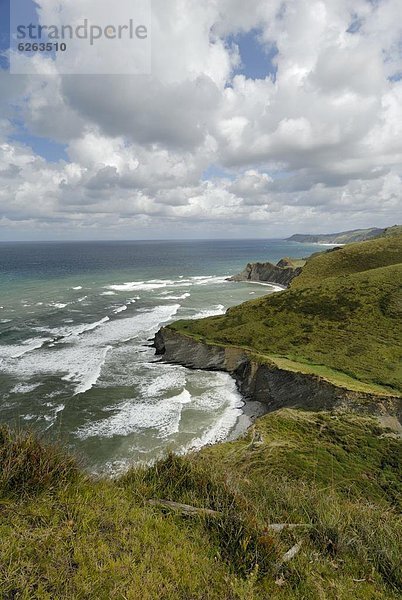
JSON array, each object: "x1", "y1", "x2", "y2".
[
  {"x1": 1, "y1": 410, "x2": 401, "y2": 599},
  {"x1": 170, "y1": 235, "x2": 402, "y2": 394}
]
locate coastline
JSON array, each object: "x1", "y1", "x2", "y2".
[
  {"x1": 153, "y1": 327, "x2": 402, "y2": 434},
  {"x1": 226, "y1": 398, "x2": 269, "y2": 442}
]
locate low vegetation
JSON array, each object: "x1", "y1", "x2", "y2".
[
  {"x1": 171, "y1": 234, "x2": 402, "y2": 394},
  {"x1": 0, "y1": 410, "x2": 401, "y2": 599},
  {"x1": 2, "y1": 231, "x2": 401, "y2": 598},
  {"x1": 287, "y1": 226, "x2": 386, "y2": 244}
]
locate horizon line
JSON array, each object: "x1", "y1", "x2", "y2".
[{"x1": 0, "y1": 237, "x2": 290, "y2": 243}]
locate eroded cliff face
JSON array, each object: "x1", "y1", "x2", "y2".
[
  {"x1": 227, "y1": 259, "x2": 302, "y2": 287},
  {"x1": 154, "y1": 328, "x2": 402, "y2": 423}
]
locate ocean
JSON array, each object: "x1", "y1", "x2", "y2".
[{"x1": 0, "y1": 239, "x2": 319, "y2": 473}]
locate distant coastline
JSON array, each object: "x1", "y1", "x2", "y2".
[{"x1": 286, "y1": 226, "x2": 385, "y2": 245}]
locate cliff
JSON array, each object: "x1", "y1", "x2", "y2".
[
  {"x1": 155, "y1": 233, "x2": 402, "y2": 425},
  {"x1": 227, "y1": 257, "x2": 303, "y2": 287},
  {"x1": 167, "y1": 235, "x2": 402, "y2": 394},
  {"x1": 154, "y1": 328, "x2": 402, "y2": 424}
]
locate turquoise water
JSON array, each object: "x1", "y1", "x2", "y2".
[{"x1": 0, "y1": 239, "x2": 320, "y2": 473}]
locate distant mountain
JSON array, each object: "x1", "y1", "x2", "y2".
[{"x1": 287, "y1": 227, "x2": 385, "y2": 244}]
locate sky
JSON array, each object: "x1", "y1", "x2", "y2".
[{"x1": 1, "y1": 0, "x2": 402, "y2": 241}]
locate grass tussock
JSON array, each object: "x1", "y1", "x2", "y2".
[
  {"x1": 121, "y1": 452, "x2": 278, "y2": 578},
  {"x1": 0, "y1": 410, "x2": 401, "y2": 599},
  {"x1": 0, "y1": 426, "x2": 79, "y2": 497}
]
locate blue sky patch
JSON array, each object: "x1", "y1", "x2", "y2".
[
  {"x1": 228, "y1": 28, "x2": 278, "y2": 81},
  {"x1": 0, "y1": 0, "x2": 10, "y2": 69},
  {"x1": 202, "y1": 165, "x2": 235, "y2": 181},
  {"x1": 10, "y1": 129, "x2": 68, "y2": 162}
]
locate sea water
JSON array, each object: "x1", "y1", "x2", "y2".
[{"x1": 0, "y1": 239, "x2": 320, "y2": 473}]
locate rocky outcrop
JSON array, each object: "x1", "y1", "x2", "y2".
[
  {"x1": 154, "y1": 328, "x2": 402, "y2": 424},
  {"x1": 227, "y1": 258, "x2": 302, "y2": 288}
]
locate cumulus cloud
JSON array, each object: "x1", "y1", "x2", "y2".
[{"x1": 1, "y1": 0, "x2": 402, "y2": 239}]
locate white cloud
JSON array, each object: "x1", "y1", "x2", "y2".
[{"x1": 1, "y1": 0, "x2": 402, "y2": 239}]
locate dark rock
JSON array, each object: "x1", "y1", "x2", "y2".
[
  {"x1": 154, "y1": 327, "x2": 402, "y2": 424},
  {"x1": 227, "y1": 258, "x2": 302, "y2": 288}
]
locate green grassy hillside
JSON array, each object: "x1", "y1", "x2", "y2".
[
  {"x1": 171, "y1": 235, "x2": 402, "y2": 394},
  {"x1": 383, "y1": 225, "x2": 402, "y2": 238},
  {"x1": 292, "y1": 234, "x2": 402, "y2": 288},
  {"x1": 287, "y1": 227, "x2": 385, "y2": 244},
  {"x1": 1, "y1": 411, "x2": 401, "y2": 599}
]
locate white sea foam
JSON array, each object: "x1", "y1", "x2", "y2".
[
  {"x1": 105, "y1": 274, "x2": 228, "y2": 295},
  {"x1": 189, "y1": 304, "x2": 225, "y2": 319},
  {"x1": 1, "y1": 305, "x2": 180, "y2": 395},
  {"x1": 162, "y1": 293, "x2": 191, "y2": 300},
  {"x1": 44, "y1": 390, "x2": 63, "y2": 399},
  {"x1": 314, "y1": 242, "x2": 345, "y2": 247},
  {"x1": 246, "y1": 281, "x2": 285, "y2": 291},
  {"x1": 44, "y1": 403, "x2": 66, "y2": 430},
  {"x1": 192, "y1": 275, "x2": 228, "y2": 285},
  {"x1": 70, "y1": 316, "x2": 110, "y2": 336},
  {"x1": 185, "y1": 404, "x2": 243, "y2": 451},
  {"x1": 107, "y1": 281, "x2": 170, "y2": 292},
  {"x1": 70, "y1": 346, "x2": 112, "y2": 395},
  {"x1": 113, "y1": 305, "x2": 128, "y2": 314},
  {"x1": 172, "y1": 388, "x2": 192, "y2": 404},
  {"x1": 183, "y1": 374, "x2": 243, "y2": 451},
  {"x1": 35, "y1": 317, "x2": 110, "y2": 342},
  {"x1": 76, "y1": 397, "x2": 184, "y2": 439},
  {"x1": 76, "y1": 368, "x2": 242, "y2": 461},
  {"x1": 10, "y1": 382, "x2": 41, "y2": 394},
  {"x1": 50, "y1": 302, "x2": 68, "y2": 309},
  {"x1": 141, "y1": 365, "x2": 186, "y2": 398},
  {"x1": 10, "y1": 337, "x2": 53, "y2": 359},
  {"x1": 1, "y1": 267, "x2": 257, "y2": 463},
  {"x1": 78, "y1": 385, "x2": 192, "y2": 441},
  {"x1": 72, "y1": 286, "x2": 83, "y2": 290}
]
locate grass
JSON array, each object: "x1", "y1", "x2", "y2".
[
  {"x1": 170, "y1": 234, "x2": 402, "y2": 394},
  {"x1": 0, "y1": 411, "x2": 401, "y2": 599},
  {"x1": 289, "y1": 227, "x2": 387, "y2": 244},
  {"x1": 259, "y1": 356, "x2": 396, "y2": 395},
  {"x1": 286, "y1": 258, "x2": 306, "y2": 269},
  {"x1": 2, "y1": 232, "x2": 402, "y2": 598},
  {"x1": 383, "y1": 225, "x2": 402, "y2": 238},
  {"x1": 291, "y1": 234, "x2": 402, "y2": 288},
  {"x1": 0, "y1": 427, "x2": 79, "y2": 497}
]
